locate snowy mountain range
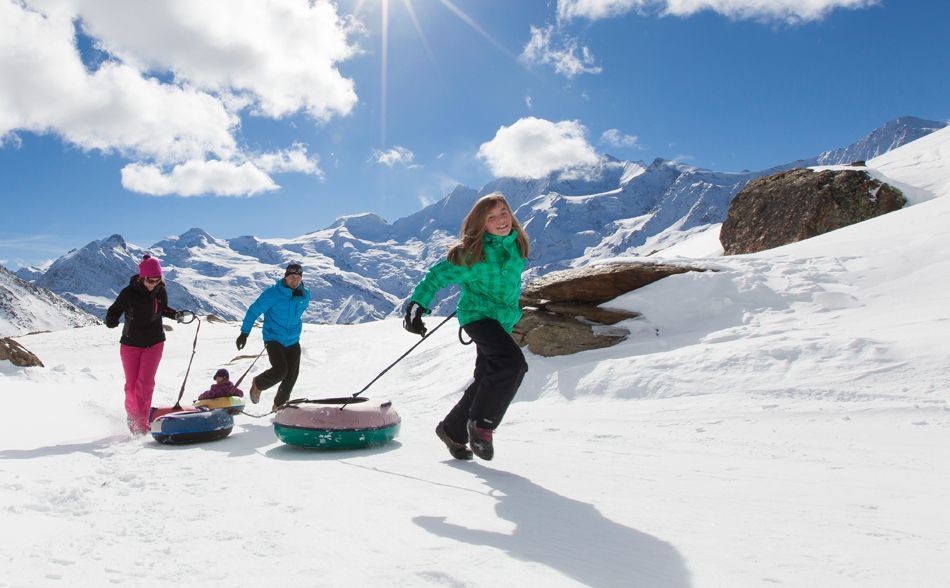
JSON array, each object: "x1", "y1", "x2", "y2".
[
  {"x1": 0, "y1": 264, "x2": 99, "y2": 336},
  {"x1": 14, "y1": 116, "x2": 947, "y2": 326}
]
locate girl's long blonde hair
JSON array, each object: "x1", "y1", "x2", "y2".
[{"x1": 447, "y1": 192, "x2": 529, "y2": 267}]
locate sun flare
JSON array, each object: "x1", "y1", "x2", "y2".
[{"x1": 351, "y1": 0, "x2": 514, "y2": 148}]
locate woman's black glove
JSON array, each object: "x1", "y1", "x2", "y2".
[
  {"x1": 236, "y1": 332, "x2": 248, "y2": 350},
  {"x1": 105, "y1": 318, "x2": 119, "y2": 329},
  {"x1": 403, "y1": 302, "x2": 427, "y2": 337}
]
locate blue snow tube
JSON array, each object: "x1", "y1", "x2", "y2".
[{"x1": 150, "y1": 408, "x2": 234, "y2": 445}]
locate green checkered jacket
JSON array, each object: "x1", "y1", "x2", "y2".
[{"x1": 410, "y1": 232, "x2": 526, "y2": 333}]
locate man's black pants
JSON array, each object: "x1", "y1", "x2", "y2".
[
  {"x1": 255, "y1": 341, "x2": 301, "y2": 407},
  {"x1": 442, "y1": 319, "x2": 528, "y2": 443}
]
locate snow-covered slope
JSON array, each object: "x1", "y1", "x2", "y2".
[
  {"x1": 865, "y1": 124, "x2": 950, "y2": 203},
  {"x1": 0, "y1": 263, "x2": 100, "y2": 336},
  {"x1": 1, "y1": 124, "x2": 947, "y2": 584},
  {"x1": 23, "y1": 117, "x2": 947, "y2": 324}
]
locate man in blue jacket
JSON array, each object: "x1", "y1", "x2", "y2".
[{"x1": 236, "y1": 262, "x2": 311, "y2": 409}]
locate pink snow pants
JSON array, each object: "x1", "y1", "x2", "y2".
[{"x1": 120, "y1": 342, "x2": 164, "y2": 434}]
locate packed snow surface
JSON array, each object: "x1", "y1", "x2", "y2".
[{"x1": 2, "y1": 125, "x2": 949, "y2": 586}]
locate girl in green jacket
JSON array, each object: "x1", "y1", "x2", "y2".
[{"x1": 404, "y1": 192, "x2": 530, "y2": 461}]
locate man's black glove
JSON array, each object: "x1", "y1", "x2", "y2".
[
  {"x1": 236, "y1": 332, "x2": 248, "y2": 350},
  {"x1": 403, "y1": 302, "x2": 427, "y2": 337}
]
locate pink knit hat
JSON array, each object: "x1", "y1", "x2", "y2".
[{"x1": 138, "y1": 254, "x2": 162, "y2": 278}]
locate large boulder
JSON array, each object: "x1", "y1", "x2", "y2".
[
  {"x1": 0, "y1": 337, "x2": 44, "y2": 367},
  {"x1": 514, "y1": 262, "x2": 705, "y2": 357},
  {"x1": 512, "y1": 309, "x2": 632, "y2": 357},
  {"x1": 720, "y1": 168, "x2": 905, "y2": 255},
  {"x1": 522, "y1": 262, "x2": 699, "y2": 304}
]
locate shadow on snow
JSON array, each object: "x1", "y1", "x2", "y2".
[{"x1": 415, "y1": 463, "x2": 692, "y2": 587}]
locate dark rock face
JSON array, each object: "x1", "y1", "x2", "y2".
[
  {"x1": 513, "y1": 262, "x2": 705, "y2": 357},
  {"x1": 0, "y1": 338, "x2": 44, "y2": 367},
  {"x1": 512, "y1": 309, "x2": 632, "y2": 357},
  {"x1": 720, "y1": 168, "x2": 906, "y2": 255},
  {"x1": 522, "y1": 262, "x2": 699, "y2": 305}
]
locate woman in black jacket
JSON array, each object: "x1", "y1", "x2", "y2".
[{"x1": 105, "y1": 255, "x2": 184, "y2": 434}]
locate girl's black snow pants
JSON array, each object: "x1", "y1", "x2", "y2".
[{"x1": 442, "y1": 318, "x2": 528, "y2": 443}]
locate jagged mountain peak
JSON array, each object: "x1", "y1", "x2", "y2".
[
  {"x1": 100, "y1": 234, "x2": 127, "y2": 248},
  {"x1": 327, "y1": 213, "x2": 394, "y2": 242},
  {"x1": 815, "y1": 116, "x2": 948, "y2": 166},
  {"x1": 153, "y1": 227, "x2": 217, "y2": 251},
  {"x1": 879, "y1": 115, "x2": 946, "y2": 133}
]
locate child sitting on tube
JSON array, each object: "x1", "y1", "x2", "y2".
[{"x1": 197, "y1": 369, "x2": 245, "y2": 400}]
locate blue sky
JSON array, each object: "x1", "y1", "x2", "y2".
[{"x1": 1, "y1": 0, "x2": 947, "y2": 268}]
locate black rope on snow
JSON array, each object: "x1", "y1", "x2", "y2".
[
  {"x1": 234, "y1": 314, "x2": 459, "y2": 416},
  {"x1": 173, "y1": 316, "x2": 202, "y2": 409},
  {"x1": 172, "y1": 314, "x2": 264, "y2": 413},
  {"x1": 234, "y1": 347, "x2": 266, "y2": 388},
  {"x1": 236, "y1": 397, "x2": 307, "y2": 419},
  {"x1": 339, "y1": 312, "x2": 458, "y2": 410},
  {"x1": 237, "y1": 407, "x2": 280, "y2": 419}
]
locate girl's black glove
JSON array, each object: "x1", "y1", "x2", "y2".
[{"x1": 403, "y1": 302, "x2": 427, "y2": 337}]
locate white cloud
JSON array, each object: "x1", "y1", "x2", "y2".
[
  {"x1": 0, "y1": 3, "x2": 238, "y2": 163},
  {"x1": 121, "y1": 160, "x2": 278, "y2": 197},
  {"x1": 478, "y1": 117, "x2": 600, "y2": 179},
  {"x1": 417, "y1": 193, "x2": 438, "y2": 207},
  {"x1": 557, "y1": 0, "x2": 878, "y2": 22},
  {"x1": 601, "y1": 129, "x2": 640, "y2": 149},
  {"x1": 521, "y1": 25, "x2": 601, "y2": 79},
  {"x1": 70, "y1": 0, "x2": 359, "y2": 120},
  {"x1": 254, "y1": 144, "x2": 323, "y2": 178},
  {"x1": 1, "y1": 132, "x2": 22, "y2": 149},
  {"x1": 371, "y1": 146, "x2": 416, "y2": 168},
  {"x1": 0, "y1": 0, "x2": 359, "y2": 197}
]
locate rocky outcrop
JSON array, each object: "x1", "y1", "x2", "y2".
[
  {"x1": 512, "y1": 310, "x2": 632, "y2": 357},
  {"x1": 720, "y1": 168, "x2": 906, "y2": 255},
  {"x1": 513, "y1": 262, "x2": 705, "y2": 356},
  {"x1": 0, "y1": 337, "x2": 44, "y2": 367},
  {"x1": 522, "y1": 262, "x2": 699, "y2": 304}
]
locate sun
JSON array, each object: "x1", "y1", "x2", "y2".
[{"x1": 350, "y1": 0, "x2": 513, "y2": 148}]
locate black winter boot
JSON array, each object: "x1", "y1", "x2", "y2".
[
  {"x1": 466, "y1": 419, "x2": 494, "y2": 461},
  {"x1": 436, "y1": 422, "x2": 473, "y2": 460}
]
